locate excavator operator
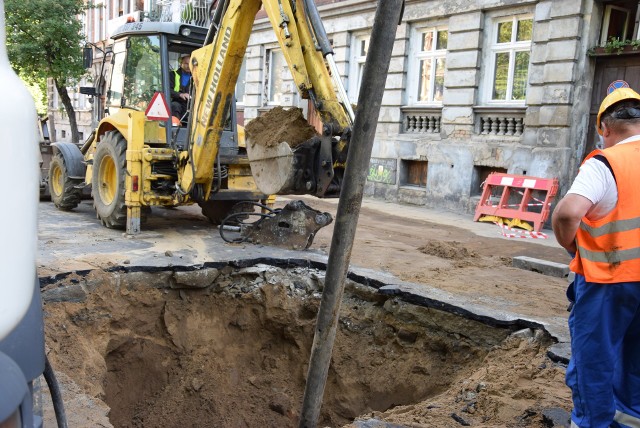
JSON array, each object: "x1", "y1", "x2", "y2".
[{"x1": 169, "y1": 53, "x2": 192, "y2": 122}]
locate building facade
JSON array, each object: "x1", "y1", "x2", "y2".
[
  {"x1": 50, "y1": 0, "x2": 640, "y2": 213},
  {"x1": 240, "y1": 0, "x2": 640, "y2": 212}
]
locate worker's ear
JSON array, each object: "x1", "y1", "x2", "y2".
[{"x1": 601, "y1": 122, "x2": 611, "y2": 137}]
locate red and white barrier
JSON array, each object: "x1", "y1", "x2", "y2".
[
  {"x1": 474, "y1": 173, "x2": 558, "y2": 233},
  {"x1": 495, "y1": 222, "x2": 548, "y2": 239}
]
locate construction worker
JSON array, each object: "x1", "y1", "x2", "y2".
[
  {"x1": 169, "y1": 53, "x2": 192, "y2": 121},
  {"x1": 552, "y1": 86, "x2": 640, "y2": 428}
]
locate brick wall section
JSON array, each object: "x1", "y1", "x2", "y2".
[
  {"x1": 377, "y1": 26, "x2": 408, "y2": 135},
  {"x1": 441, "y1": 11, "x2": 482, "y2": 137},
  {"x1": 524, "y1": 0, "x2": 585, "y2": 150}
]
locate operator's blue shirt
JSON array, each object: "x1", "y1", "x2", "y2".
[{"x1": 180, "y1": 73, "x2": 191, "y2": 88}]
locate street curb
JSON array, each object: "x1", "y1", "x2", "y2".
[{"x1": 512, "y1": 256, "x2": 570, "y2": 278}]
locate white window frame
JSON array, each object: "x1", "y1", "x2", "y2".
[
  {"x1": 235, "y1": 56, "x2": 247, "y2": 106},
  {"x1": 406, "y1": 25, "x2": 448, "y2": 106},
  {"x1": 483, "y1": 14, "x2": 532, "y2": 105},
  {"x1": 347, "y1": 33, "x2": 370, "y2": 103},
  {"x1": 262, "y1": 46, "x2": 295, "y2": 106},
  {"x1": 600, "y1": 5, "x2": 631, "y2": 45}
]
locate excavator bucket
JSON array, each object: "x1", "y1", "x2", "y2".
[
  {"x1": 245, "y1": 107, "x2": 339, "y2": 198},
  {"x1": 246, "y1": 134, "x2": 336, "y2": 197}
]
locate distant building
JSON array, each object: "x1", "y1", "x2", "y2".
[{"x1": 49, "y1": 0, "x2": 640, "y2": 212}]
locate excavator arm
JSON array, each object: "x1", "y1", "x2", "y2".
[{"x1": 178, "y1": 0, "x2": 353, "y2": 200}]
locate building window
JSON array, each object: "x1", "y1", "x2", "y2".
[
  {"x1": 263, "y1": 48, "x2": 292, "y2": 105},
  {"x1": 61, "y1": 130, "x2": 66, "y2": 139},
  {"x1": 98, "y1": 5, "x2": 104, "y2": 41},
  {"x1": 401, "y1": 160, "x2": 428, "y2": 188},
  {"x1": 471, "y1": 165, "x2": 507, "y2": 196},
  {"x1": 347, "y1": 34, "x2": 370, "y2": 103},
  {"x1": 236, "y1": 56, "x2": 246, "y2": 105},
  {"x1": 486, "y1": 15, "x2": 532, "y2": 103},
  {"x1": 407, "y1": 26, "x2": 447, "y2": 105},
  {"x1": 600, "y1": 5, "x2": 632, "y2": 44}
]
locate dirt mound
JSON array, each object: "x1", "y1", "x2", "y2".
[
  {"x1": 245, "y1": 106, "x2": 318, "y2": 148},
  {"x1": 418, "y1": 240, "x2": 478, "y2": 260},
  {"x1": 351, "y1": 332, "x2": 570, "y2": 427},
  {"x1": 41, "y1": 264, "x2": 570, "y2": 427}
]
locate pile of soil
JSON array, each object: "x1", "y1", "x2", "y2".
[
  {"x1": 418, "y1": 240, "x2": 478, "y2": 260},
  {"x1": 42, "y1": 264, "x2": 571, "y2": 428},
  {"x1": 353, "y1": 334, "x2": 569, "y2": 427},
  {"x1": 245, "y1": 106, "x2": 318, "y2": 148}
]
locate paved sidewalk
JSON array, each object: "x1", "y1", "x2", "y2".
[{"x1": 284, "y1": 195, "x2": 562, "y2": 249}]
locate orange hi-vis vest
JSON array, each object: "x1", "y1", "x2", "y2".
[{"x1": 570, "y1": 139, "x2": 640, "y2": 283}]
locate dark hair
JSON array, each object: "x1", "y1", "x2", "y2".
[{"x1": 601, "y1": 99, "x2": 640, "y2": 131}]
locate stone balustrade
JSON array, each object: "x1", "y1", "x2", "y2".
[
  {"x1": 474, "y1": 106, "x2": 526, "y2": 137},
  {"x1": 401, "y1": 107, "x2": 442, "y2": 134}
]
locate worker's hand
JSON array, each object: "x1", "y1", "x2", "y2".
[{"x1": 179, "y1": 93, "x2": 190, "y2": 101}]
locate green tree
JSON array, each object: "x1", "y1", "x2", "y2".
[{"x1": 5, "y1": 0, "x2": 89, "y2": 144}]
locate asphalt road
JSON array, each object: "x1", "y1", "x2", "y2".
[{"x1": 37, "y1": 197, "x2": 570, "y2": 362}]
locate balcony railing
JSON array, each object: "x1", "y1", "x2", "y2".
[
  {"x1": 474, "y1": 106, "x2": 526, "y2": 137},
  {"x1": 401, "y1": 106, "x2": 442, "y2": 134},
  {"x1": 148, "y1": 0, "x2": 213, "y2": 26}
]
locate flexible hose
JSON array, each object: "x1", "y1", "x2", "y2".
[
  {"x1": 44, "y1": 355, "x2": 68, "y2": 428},
  {"x1": 218, "y1": 201, "x2": 279, "y2": 243}
]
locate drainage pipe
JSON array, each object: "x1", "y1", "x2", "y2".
[{"x1": 298, "y1": 1, "x2": 404, "y2": 426}]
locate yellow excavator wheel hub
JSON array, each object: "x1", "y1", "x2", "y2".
[
  {"x1": 50, "y1": 162, "x2": 63, "y2": 197},
  {"x1": 98, "y1": 154, "x2": 117, "y2": 206}
]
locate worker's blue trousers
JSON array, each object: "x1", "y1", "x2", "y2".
[{"x1": 566, "y1": 274, "x2": 640, "y2": 428}]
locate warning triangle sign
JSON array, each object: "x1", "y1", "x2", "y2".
[{"x1": 145, "y1": 92, "x2": 171, "y2": 121}]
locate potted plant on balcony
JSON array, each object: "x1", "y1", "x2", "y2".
[{"x1": 588, "y1": 37, "x2": 640, "y2": 56}]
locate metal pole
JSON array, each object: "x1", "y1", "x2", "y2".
[{"x1": 298, "y1": 1, "x2": 404, "y2": 426}]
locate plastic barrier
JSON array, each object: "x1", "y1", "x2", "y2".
[{"x1": 473, "y1": 173, "x2": 559, "y2": 233}]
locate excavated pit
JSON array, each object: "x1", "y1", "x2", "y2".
[{"x1": 41, "y1": 262, "x2": 559, "y2": 428}]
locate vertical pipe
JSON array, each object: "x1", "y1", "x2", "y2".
[{"x1": 298, "y1": 0, "x2": 404, "y2": 426}]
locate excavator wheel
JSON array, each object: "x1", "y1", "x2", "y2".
[
  {"x1": 198, "y1": 200, "x2": 255, "y2": 225},
  {"x1": 92, "y1": 131, "x2": 127, "y2": 229},
  {"x1": 49, "y1": 153, "x2": 82, "y2": 211}
]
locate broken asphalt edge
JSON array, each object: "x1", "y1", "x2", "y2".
[{"x1": 38, "y1": 256, "x2": 571, "y2": 364}]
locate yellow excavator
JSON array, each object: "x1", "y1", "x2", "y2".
[{"x1": 48, "y1": 0, "x2": 354, "y2": 243}]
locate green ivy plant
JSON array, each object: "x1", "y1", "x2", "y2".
[{"x1": 588, "y1": 37, "x2": 640, "y2": 56}]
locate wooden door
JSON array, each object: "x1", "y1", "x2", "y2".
[{"x1": 586, "y1": 54, "x2": 640, "y2": 157}]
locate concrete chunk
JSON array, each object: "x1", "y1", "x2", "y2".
[
  {"x1": 542, "y1": 407, "x2": 571, "y2": 427},
  {"x1": 512, "y1": 256, "x2": 569, "y2": 278},
  {"x1": 173, "y1": 268, "x2": 221, "y2": 288},
  {"x1": 42, "y1": 284, "x2": 87, "y2": 303}
]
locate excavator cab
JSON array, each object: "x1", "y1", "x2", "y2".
[
  {"x1": 103, "y1": 23, "x2": 239, "y2": 152},
  {"x1": 104, "y1": 24, "x2": 202, "y2": 118}
]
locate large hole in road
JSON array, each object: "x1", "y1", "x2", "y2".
[{"x1": 41, "y1": 262, "x2": 552, "y2": 427}]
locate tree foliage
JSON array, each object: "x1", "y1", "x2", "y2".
[
  {"x1": 5, "y1": 0, "x2": 90, "y2": 143},
  {"x1": 5, "y1": 0, "x2": 86, "y2": 83}
]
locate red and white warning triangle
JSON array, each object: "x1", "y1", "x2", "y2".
[{"x1": 145, "y1": 92, "x2": 170, "y2": 121}]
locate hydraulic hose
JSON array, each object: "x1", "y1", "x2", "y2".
[
  {"x1": 301, "y1": 0, "x2": 332, "y2": 56},
  {"x1": 44, "y1": 355, "x2": 68, "y2": 428},
  {"x1": 204, "y1": 0, "x2": 229, "y2": 46}
]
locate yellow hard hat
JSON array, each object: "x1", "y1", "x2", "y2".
[{"x1": 597, "y1": 87, "x2": 640, "y2": 135}]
